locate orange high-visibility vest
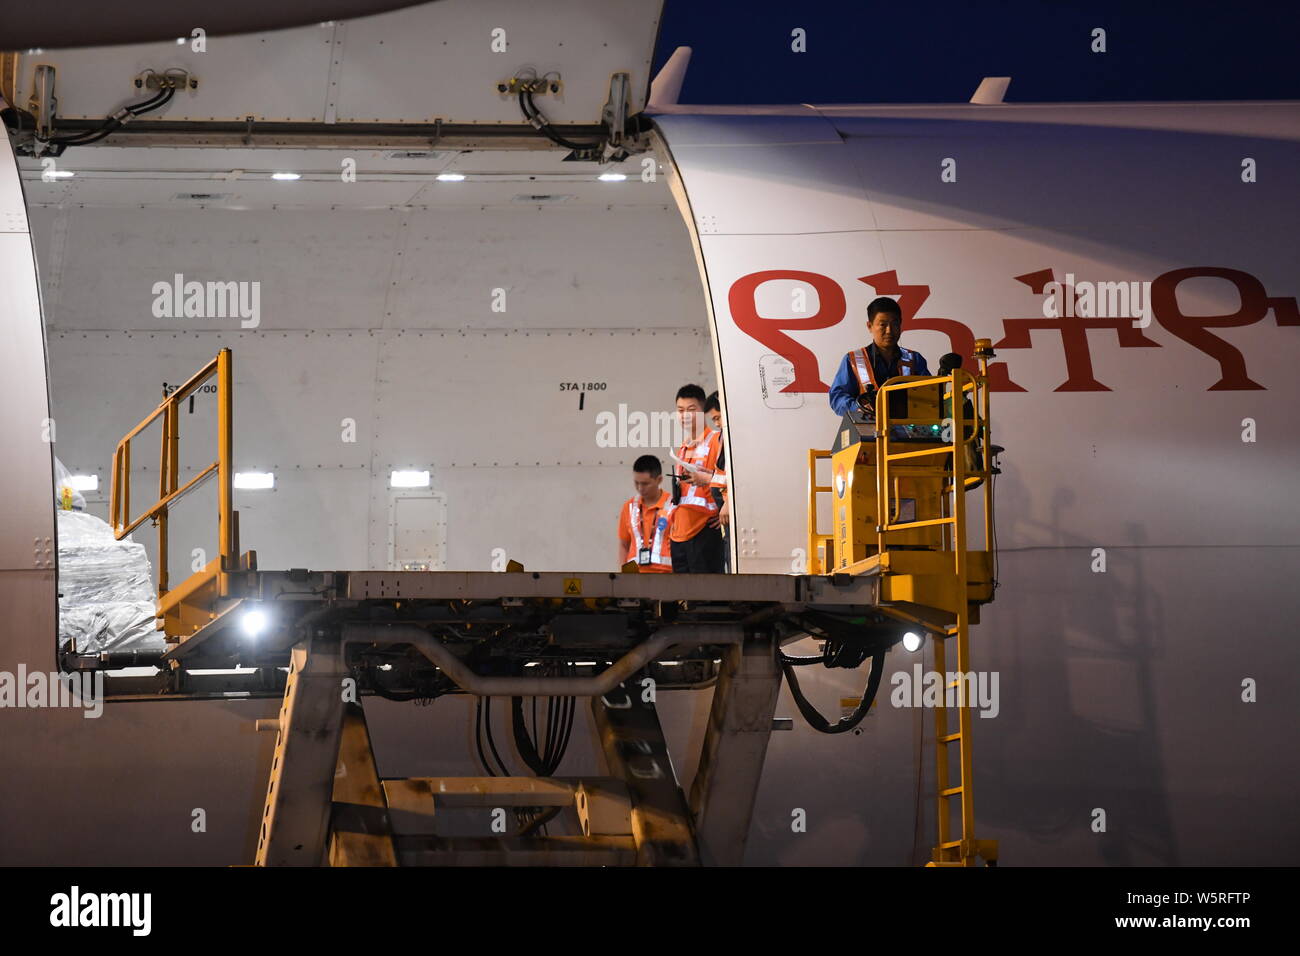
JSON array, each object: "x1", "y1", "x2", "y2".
[
  {"x1": 622, "y1": 491, "x2": 674, "y2": 572},
  {"x1": 848, "y1": 345, "x2": 924, "y2": 398},
  {"x1": 670, "y1": 428, "x2": 726, "y2": 543}
]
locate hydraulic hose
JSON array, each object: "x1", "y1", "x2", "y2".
[
  {"x1": 517, "y1": 87, "x2": 603, "y2": 152},
  {"x1": 46, "y1": 86, "x2": 175, "y2": 150},
  {"x1": 781, "y1": 651, "x2": 887, "y2": 734}
]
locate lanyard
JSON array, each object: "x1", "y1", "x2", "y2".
[{"x1": 630, "y1": 495, "x2": 661, "y2": 551}]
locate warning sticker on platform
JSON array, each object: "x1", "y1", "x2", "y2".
[{"x1": 563, "y1": 578, "x2": 582, "y2": 595}]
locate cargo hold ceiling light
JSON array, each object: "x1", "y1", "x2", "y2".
[
  {"x1": 390, "y1": 470, "x2": 430, "y2": 488},
  {"x1": 597, "y1": 172, "x2": 626, "y2": 182},
  {"x1": 271, "y1": 172, "x2": 301, "y2": 181},
  {"x1": 902, "y1": 631, "x2": 925, "y2": 653},
  {"x1": 234, "y1": 472, "x2": 274, "y2": 490},
  {"x1": 436, "y1": 173, "x2": 465, "y2": 182}
]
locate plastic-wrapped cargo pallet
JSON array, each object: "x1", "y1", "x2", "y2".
[{"x1": 54, "y1": 459, "x2": 164, "y2": 654}]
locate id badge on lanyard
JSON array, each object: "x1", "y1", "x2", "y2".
[{"x1": 634, "y1": 500, "x2": 656, "y2": 565}]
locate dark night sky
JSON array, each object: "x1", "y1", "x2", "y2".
[{"x1": 652, "y1": 1, "x2": 1300, "y2": 104}]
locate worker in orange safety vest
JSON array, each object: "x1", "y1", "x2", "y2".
[
  {"x1": 704, "y1": 390, "x2": 730, "y2": 573},
  {"x1": 669, "y1": 384, "x2": 727, "y2": 573},
  {"x1": 828, "y1": 296, "x2": 931, "y2": 420},
  {"x1": 617, "y1": 454, "x2": 675, "y2": 572}
]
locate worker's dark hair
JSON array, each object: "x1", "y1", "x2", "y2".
[
  {"x1": 676, "y1": 384, "x2": 707, "y2": 405},
  {"x1": 867, "y1": 296, "x2": 903, "y2": 322},
  {"x1": 704, "y1": 391, "x2": 720, "y2": 413},
  {"x1": 632, "y1": 454, "x2": 662, "y2": 477}
]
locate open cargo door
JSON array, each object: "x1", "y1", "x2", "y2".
[{"x1": 5, "y1": 0, "x2": 663, "y2": 135}]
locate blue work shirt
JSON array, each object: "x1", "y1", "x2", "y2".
[{"x1": 828, "y1": 344, "x2": 930, "y2": 417}]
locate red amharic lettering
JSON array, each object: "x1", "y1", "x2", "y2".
[
  {"x1": 729, "y1": 270, "x2": 844, "y2": 393},
  {"x1": 1152, "y1": 267, "x2": 1299, "y2": 391},
  {"x1": 859, "y1": 270, "x2": 1026, "y2": 392},
  {"x1": 993, "y1": 269, "x2": 1162, "y2": 391},
  {"x1": 727, "y1": 267, "x2": 1297, "y2": 392}
]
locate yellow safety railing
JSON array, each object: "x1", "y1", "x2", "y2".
[
  {"x1": 802, "y1": 347, "x2": 999, "y2": 866},
  {"x1": 806, "y1": 448, "x2": 834, "y2": 574},
  {"x1": 874, "y1": 367, "x2": 995, "y2": 567},
  {"x1": 875, "y1": 351, "x2": 998, "y2": 867},
  {"x1": 110, "y1": 349, "x2": 235, "y2": 599}
]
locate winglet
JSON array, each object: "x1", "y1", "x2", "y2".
[
  {"x1": 648, "y1": 46, "x2": 692, "y2": 109},
  {"x1": 970, "y1": 76, "x2": 1011, "y2": 105}
]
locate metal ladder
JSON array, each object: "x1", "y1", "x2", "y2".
[{"x1": 875, "y1": 358, "x2": 999, "y2": 867}]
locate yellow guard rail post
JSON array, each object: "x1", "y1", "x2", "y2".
[
  {"x1": 875, "y1": 345, "x2": 998, "y2": 868},
  {"x1": 806, "y1": 448, "x2": 834, "y2": 574},
  {"x1": 110, "y1": 349, "x2": 242, "y2": 637}
]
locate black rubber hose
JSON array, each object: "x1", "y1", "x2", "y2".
[
  {"x1": 553, "y1": 693, "x2": 575, "y2": 773},
  {"x1": 510, "y1": 695, "x2": 548, "y2": 775},
  {"x1": 782, "y1": 651, "x2": 887, "y2": 734},
  {"x1": 47, "y1": 87, "x2": 174, "y2": 147},
  {"x1": 517, "y1": 88, "x2": 602, "y2": 152},
  {"x1": 551, "y1": 665, "x2": 577, "y2": 773},
  {"x1": 531, "y1": 694, "x2": 539, "y2": 759},
  {"x1": 482, "y1": 696, "x2": 511, "y2": 775},
  {"x1": 53, "y1": 93, "x2": 168, "y2": 143},
  {"x1": 543, "y1": 690, "x2": 558, "y2": 769},
  {"x1": 473, "y1": 696, "x2": 495, "y2": 776}
]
